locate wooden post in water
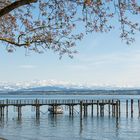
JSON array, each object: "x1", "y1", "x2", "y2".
[
  {"x1": 100, "y1": 105, "x2": 103, "y2": 117},
  {"x1": 116, "y1": 100, "x2": 119, "y2": 119},
  {"x1": 0, "y1": 107, "x2": 2, "y2": 117},
  {"x1": 52, "y1": 104, "x2": 55, "y2": 115},
  {"x1": 72, "y1": 105, "x2": 74, "y2": 116},
  {"x1": 87, "y1": 105, "x2": 88, "y2": 116},
  {"x1": 85, "y1": 105, "x2": 87, "y2": 116},
  {"x1": 54, "y1": 105, "x2": 57, "y2": 115},
  {"x1": 6, "y1": 99, "x2": 8, "y2": 117},
  {"x1": 17, "y1": 106, "x2": 22, "y2": 118},
  {"x1": 85, "y1": 101, "x2": 88, "y2": 116},
  {"x1": 69, "y1": 105, "x2": 71, "y2": 116},
  {"x1": 19, "y1": 100, "x2": 22, "y2": 117},
  {"x1": 80, "y1": 101, "x2": 83, "y2": 120},
  {"x1": 114, "y1": 102, "x2": 116, "y2": 117},
  {"x1": 36, "y1": 99, "x2": 40, "y2": 118},
  {"x1": 38, "y1": 105, "x2": 40, "y2": 117},
  {"x1": 108, "y1": 100, "x2": 111, "y2": 117},
  {"x1": 2, "y1": 106, "x2": 4, "y2": 117},
  {"x1": 112, "y1": 100, "x2": 114, "y2": 117},
  {"x1": 71, "y1": 100, "x2": 74, "y2": 116},
  {"x1": 91, "y1": 100, "x2": 93, "y2": 117},
  {"x1": 36, "y1": 105, "x2": 38, "y2": 118},
  {"x1": 118, "y1": 100, "x2": 121, "y2": 117},
  {"x1": 35, "y1": 99, "x2": 37, "y2": 118},
  {"x1": 138, "y1": 99, "x2": 140, "y2": 117},
  {"x1": 0, "y1": 101, "x2": 1, "y2": 118},
  {"x1": 100, "y1": 100, "x2": 104, "y2": 117},
  {"x1": 131, "y1": 99, "x2": 133, "y2": 117},
  {"x1": 126, "y1": 100, "x2": 128, "y2": 117},
  {"x1": 83, "y1": 104, "x2": 86, "y2": 117},
  {"x1": 97, "y1": 100, "x2": 99, "y2": 116},
  {"x1": 0, "y1": 107, "x2": 1, "y2": 118},
  {"x1": 102, "y1": 100, "x2": 104, "y2": 116}
]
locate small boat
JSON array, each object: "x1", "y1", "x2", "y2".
[{"x1": 48, "y1": 105, "x2": 63, "y2": 114}]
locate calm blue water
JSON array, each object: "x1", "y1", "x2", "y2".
[
  {"x1": 0, "y1": 94, "x2": 140, "y2": 100},
  {"x1": 0, "y1": 94, "x2": 140, "y2": 140}
]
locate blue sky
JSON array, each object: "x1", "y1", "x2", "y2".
[{"x1": 1, "y1": 24, "x2": 140, "y2": 87}]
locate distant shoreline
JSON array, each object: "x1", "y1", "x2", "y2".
[{"x1": 0, "y1": 89, "x2": 140, "y2": 96}]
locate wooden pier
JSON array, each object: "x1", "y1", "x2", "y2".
[{"x1": 0, "y1": 99, "x2": 139, "y2": 119}]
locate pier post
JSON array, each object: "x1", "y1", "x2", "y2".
[
  {"x1": 112, "y1": 100, "x2": 115, "y2": 117},
  {"x1": 97, "y1": 100, "x2": 99, "y2": 116},
  {"x1": 0, "y1": 106, "x2": 4, "y2": 118},
  {"x1": 69, "y1": 105, "x2": 72, "y2": 116},
  {"x1": 102, "y1": 100, "x2": 104, "y2": 116},
  {"x1": 85, "y1": 100, "x2": 88, "y2": 116},
  {"x1": 100, "y1": 105, "x2": 103, "y2": 117},
  {"x1": 0, "y1": 107, "x2": 2, "y2": 117},
  {"x1": 100, "y1": 100, "x2": 104, "y2": 117},
  {"x1": 37, "y1": 106, "x2": 40, "y2": 118},
  {"x1": 114, "y1": 102, "x2": 116, "y2": 117},
  {"x1": 80, "y1": 101, "x2": 83, "y2": 120},
  {"x1": 35, "y1": 99, "x2": 37, "y2": 118},
  {"x1": 131, "y1": 99, "x2": 133, "y2": 117},
  {"x1": 138, "y1": 99, "x2": 140, "y2": 117},
  {"x1": 1, "y1": 107, "x2": 4, "y2": 118},
  {"x1": 36, "y1": 100, "x2": 38, "y2": 118},
  {"x1": 52, "y1": 105, "x2": 55, "y2": 115},
  {"x1": 119, "y1": 100, "x2": 121, "y2": 117},
  {"x1": 36, "y1": 99, "x2": 40, "y2": 118},
  {"x1": 91, "y1": 100, "x2": 93, "y2": 117},
  {"x1": 6, "y1": 99, "x2": 8, "y2": 118},
  {"x1": 72, "y1": 104, "x2": 74, "y2": 116},
  {"x1": 116, "y1": 100, "x2": 119, "y2": 119},
  {"x1": 54, "y1": 105, "x2": 57, "y2": 115},
  {"x1": 108, "y1": 100, "x2": 111, "y2": 117},
  {"x1": 17, "y1": 106, "x2": 22, "y2": 118},
  {"x1": 86, "y1": 105, "x2": 88, "y2": 116},
  {"x1": 0, "y1": 107, "x2": 1, "y2": 118},
  {"x1": 126, "y1": 100, "x2": 128, "y2": 117},
  {"x1": 84, "y1": 104, "x2": 86, "y2": 117},
  {"x1": 36, "y1": 105, "x2": 38, "y2": 118}
]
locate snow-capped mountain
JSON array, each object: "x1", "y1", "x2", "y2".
[
  {"x1": 0, "y1": 80, "x2": 89, "y2": 91},
  {"x1": 0, "y1": 80, "x2": 139, "y2": 91}
]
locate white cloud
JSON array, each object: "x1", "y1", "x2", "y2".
[
  {"x1": 64, "y1": 49, "x2": 140, "y2": 87},
  {"x1": 19, "y1": 65, "x2": 36, "y2": 69},
  {"x1": 78, "y1": 49, "x2": 140, "y2": 66}
]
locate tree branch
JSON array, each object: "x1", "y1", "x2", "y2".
[
  {"x1": 0, "y1": 38, "x2": 28, "y2": 47},
  {"x1": 0, "y1": 0, "x2": 38, "y2": 17}
]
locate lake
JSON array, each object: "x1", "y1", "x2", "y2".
[{"x1": 0, "y1": 93, "x2": 140, "y2": 140}]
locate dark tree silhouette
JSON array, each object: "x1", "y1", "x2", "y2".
[{"x1": 0, "y1": 0, "x2": 140, "y2": 57}]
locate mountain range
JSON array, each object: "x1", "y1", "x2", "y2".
[{"x1": 0, "y1": 80, "x2": 139, "y2": 91}]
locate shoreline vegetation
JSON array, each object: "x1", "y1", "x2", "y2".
[{"x1": 0, "y1": 89, "x2": 140, "y2": 95}]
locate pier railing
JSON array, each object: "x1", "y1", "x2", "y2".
[{"x1": 0, "y1": 99, "x2": 118, "y2": 106}]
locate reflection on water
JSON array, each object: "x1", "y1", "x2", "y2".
[
  {"x1": 0, "y1": 94, "x2": 140, "y2": 140},
  {"x1": 0, "y1": 113, "x2": 140, "y2": 140}
]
